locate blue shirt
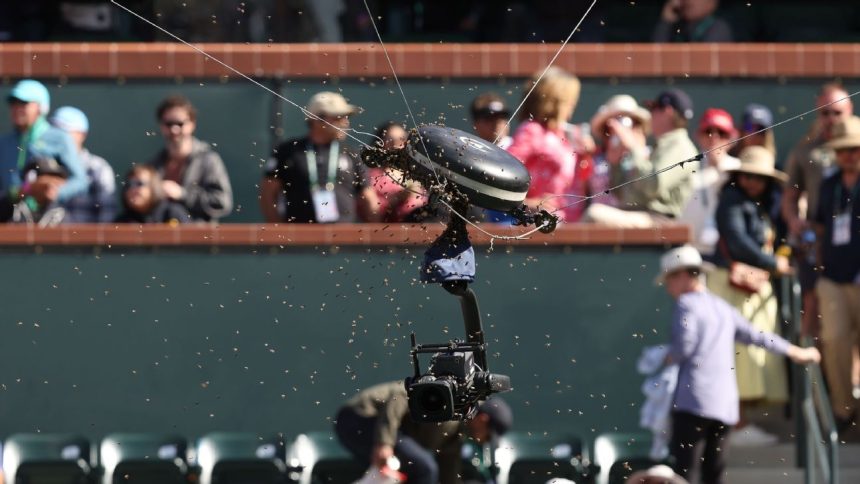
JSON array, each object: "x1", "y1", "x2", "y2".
[
  {"x1": 0, "y1": 118, "x2": 88, "y2": 203},
  {"x1": 668, "y1": 290, "x2": 790, "y2": 425}
]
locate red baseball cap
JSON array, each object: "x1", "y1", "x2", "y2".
[{"x1": 698, "y1": 108, "x2": 737, "y2": 137}]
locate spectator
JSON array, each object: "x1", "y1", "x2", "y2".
[
  {"x1": 0, "y1": 157, "x2": 70, "y2": 226},
  {"x1": 587, "y1": 94, "x2": 651, "y2": 208},
  {"x1": 148, "y1": 95, "x2": 233, "y2": 222},
  {"x1": 781, "y1": 83, "x2": 853, "y2": 337},
  {"x1": 506, "y1": 67, "x2": 585, "y2": 221},
  {"x1": 367, "y1": 121, "x2": 425, "y2": 222},
  {"x1": 49, "y1": 106, "x2": 117, "y2": 223},
  {"x1": 814, "y1": 116, "x2": 860, "y2": 433},
  {"x1": 653, "y1": 0, "x2": 733, "y2": 43},
  {"x1": 708, "y1": 146, "x2": 792, "y2": 446},
  {"x1": 657, "y1": 245, "x2": 819, "y2": 484},
  {"x1": 260, "y1": 91, "x2": 379, "y2": 223},
  {"x1": 470, "y1": 92, "x2": 512, "y2": 148},
  {"x1": 680, "y1": 108, "x2": 740, "y2": 256},
  {"x1": 115, "y1": 165, "x2": 190, "y2": 224},
  {"x1": 730, "y1": 104, "x2": 776, "y2": 160},
  {"x1": 583, "y1": 88, "x2": 698, "y2": 227},
  {"x1": 0, "y1": 79, "x2": 88, "y2": 210},
  {"x1": 334, "y1": 381, "x2": 512, "y2": 484}
]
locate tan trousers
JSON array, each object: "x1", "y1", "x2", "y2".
[
  {"x1": 582, "y1": 204, "x2": 671, "y2": 228},
  {"x1": 816, "y1": 277, "x2": 860, "y2": 419}
]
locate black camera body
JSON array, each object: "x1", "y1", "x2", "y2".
[{"x1": 406, "y1": 340, "x2": 511, "y2": 422}]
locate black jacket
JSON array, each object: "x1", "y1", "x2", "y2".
[
  {"x1": 115, "y1": 200, "x2": 191, "y2": 224},
  {"x1": 712, "y1": 184, "x2": 777, "y2": 270}
]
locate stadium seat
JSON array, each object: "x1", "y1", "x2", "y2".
[
  {"x1": 99, "y1": 433, "x2": 188, "y2": 484},
  {"x1": 593, "y1": 432, "x2": 665, "y2": 484},
  {"x1": 2, "y1": 433, "x2": 95, "y2": 484},
  {"x1": 286, "y1": 431, "x2": 364, "y2": 484},
  {"x1": 494, "y1": 432, "x2": 595, "y2": 484},
  {"x1": 193, "y1": 432, "x2": 288, "y2": 484}
]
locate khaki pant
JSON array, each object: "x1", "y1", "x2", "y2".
[
  {"x1": 707, "y1": 268, "x2": 788, "y2": 403},
  {"x1": 816, "y1": 277, "x2": 860, "y2": 419},
  {"x1": 581, "y1": 204, "x2": 671, "y2": 228}
]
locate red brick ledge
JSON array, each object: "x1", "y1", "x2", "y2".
[
  {"x1": 1, "y1": 43, "x2": 857, "y2": 79},
  {"x1": 0, "y1": 223, "x2": 690, "y2": 247}
]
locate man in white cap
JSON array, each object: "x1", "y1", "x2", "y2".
[
  {"x1": 260, "y1": 91, "x2": 379, "y2": 223},
  {"x1": 655, "y1": 245, "x2": 819, "y2": 484},
  {"x1": 0, "y1": 79, "x2": 87, "y2": 211},
  {"x1": 49, "y1": 106, "x2": 117, "y2": 222}
]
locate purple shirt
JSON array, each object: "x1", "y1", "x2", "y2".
[{"x1": 669, "y1": 290, "x2": 790, "y2": 425}]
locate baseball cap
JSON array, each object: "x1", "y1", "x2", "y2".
[
  {"x1": 698, "y1": 108, "x2": 737, "y2": 137},
  {"x1": 50, "y1": 106, "x2": 90, "y2": 133},
  {"x1": 742, "y1": 103, "x2": 773, "y2": 131},
  {"x1": 654, "y1": 245, "x2": 713, "y2": 284},
  {"x1": 471, "y1": 93, "x2": 510, "y2": 119},
  {"x1": 8, "y1": 79, "x2": 50, "y2": 114},
  {"x1": 646, "y1": 88, "x2": 694, "y2": 120},
  {"x1": 23, "y1": 156, "x2": 70, "y2": 179},
  {"x1": 306, "y1": 91, "x2": 360, "y2": 117},
  {"x1": 478, "y1": 397, "x2": 513, "y2": 437}
]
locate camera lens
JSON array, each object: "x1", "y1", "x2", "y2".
[{"x1": 419, "y1": 386, "x2": 448, "y2": 413}]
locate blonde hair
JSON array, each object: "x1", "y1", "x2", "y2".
[{"x1": 518, "y1": 68, "x2": 581, "y2": 127}]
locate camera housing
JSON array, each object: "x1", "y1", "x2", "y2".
[{"x1": 406, "y1": 340, "x2": 511, "y2": 422}]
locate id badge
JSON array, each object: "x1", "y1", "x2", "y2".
[
  {"x1": 832, "y1": 212, "x2": 852, "y2": 246},
  {"x1": 312, "y1": 189, "x2": 340, "y2": 223}
]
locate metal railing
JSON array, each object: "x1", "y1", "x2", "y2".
[{"x1": 781, "y1": 276, "x2": 839, "y2": 484}]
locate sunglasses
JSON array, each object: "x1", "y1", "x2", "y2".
[
  {"x1": 702, "y1": 128, "x2": 731, "y2": 138},
  {"x1": 127, "y1": 179, "x2": 146, "y2": 188},
  {"x1": 161, "y1": 119, "x2": 188, "y2": 128},
  {"x1": 820, "y1": 109, "x2": 843, "y2": 117}
]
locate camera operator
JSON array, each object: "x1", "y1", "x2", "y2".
[{"x1": 334, "y1": 381, "x2": 512, "y2": 484}]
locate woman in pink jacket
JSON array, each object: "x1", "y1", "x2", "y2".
[{"x1": 506, "y1": 67, "x2": 587, "y2": 222}]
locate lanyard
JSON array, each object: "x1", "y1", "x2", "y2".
[
  {"x1": 834, "y1": 177, "x2": 860, "y2": 215},
  {"x1": 305, "y1": 141, "x2": 339, "y2": 191}
]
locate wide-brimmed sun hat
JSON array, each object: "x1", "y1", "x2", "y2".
[
  {"x1": 590, "y1": 94, "x2": 651, "y2": 138},
  {"x1": 826, "y1": 116, "x2": 860, "y2": 151},
  {"x1": 306, "y1": 91, "x2": 360, "y2": 117},
  {"x1": 729, "y1": 145, "x2": 788, "y2": 183}
]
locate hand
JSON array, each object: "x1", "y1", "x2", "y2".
[
  {"x1": 372, "y1": 444, "x2": 394, "y2": 468},
  {"x1": 162, "y1": 180, "x2": 185, "y2": 200},
  {"x1": 661, "y1": 0, "x2": 681, "y2": 23},
  {"x1": 605, "y1": 118, "x2": 644, "y2": 153},
  {"x1": 787, "y1": 216, "x2": 808, "y2": 238},
  {"x1": 787, "y1": 345, "x2": 821, "y2": 365},
  {"x1": 775, "y1": 255, "x2": 793, "y2": 276}
]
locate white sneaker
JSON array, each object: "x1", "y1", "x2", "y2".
[
  {"x1": 852, "y1": 384, "x2": 860, "y2": 400},
  {"x1": 728, "y1": 424, "x2": 779, "y2": 446}
]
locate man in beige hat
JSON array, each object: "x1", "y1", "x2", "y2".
[
  {"x1": 260, "y1": 91, "x2": 379, "y2": 223},
  {"x1": 814, "y1": 116, "x2": 860, "y2": 433},
  {"x1": 781, "y1": 83, "x2": 854, "y2": 337},
  {"x1": 655, "y1": 245, "x2": 819, "y2": 483}
]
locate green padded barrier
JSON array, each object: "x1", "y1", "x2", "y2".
[
  {"x1": 593, "y1": 432, "x2": 664, "y2": 484},
  {"x1": 287, "y1": 431, "x2": 364, "y2": 484}
]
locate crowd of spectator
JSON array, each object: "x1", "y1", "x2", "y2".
[
  {"x1": 2, "y1": 1, "x2": 858, "y2": 44},
  {"x1": 2, "y1": 73, "x2": 859, "y2": 443}
]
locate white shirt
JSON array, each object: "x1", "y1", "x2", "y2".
[{"x1": 680, "y1": 154, "x2": 740, "y2": 255}]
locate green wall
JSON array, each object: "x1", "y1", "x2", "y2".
[
  {"x1": 0, "y1": 245, "x2": 673, "y2": 439},
  {"x1": 1, "y1": 77, "x2": 854, "y2": 222}
]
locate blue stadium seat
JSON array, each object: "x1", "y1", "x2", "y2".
[
  {"x1": 98, "y1": 433, "x2": 188, "y2": 484},
  {"x1": 193, "y1": 432, "x2": 288, "y2": 484},
  {"x1": 593, "y1": 432, "x2": 665, "y2": 484},
  {"x1": 286, "y1": 432, "x2": 364, "y2": 484},
  {"x1": 2, "y1": 433, "x2": 95, "y2": 484},
  {"x1": 494, "y1": 432, "x2": 595, "y2": 484}
]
